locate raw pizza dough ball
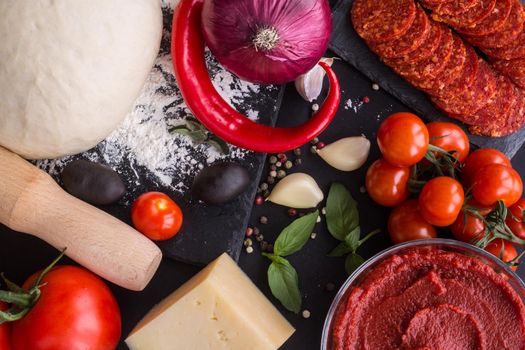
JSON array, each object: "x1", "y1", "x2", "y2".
[{"x1": 0, "y1": 0, "x2": 163, "y2": 159}]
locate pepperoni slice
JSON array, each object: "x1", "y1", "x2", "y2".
[
  {"x1": 456, "y1": 0, "x2": 512, "y2": 37},
  {"x1": 468, "y1": 76, "x2": 517, "y2": 127},
  {"x1": 389, "y1": 26, "x2": 454, "y2": 81},
  {"x1": 385, "y1": 21, "x2": 443, "y2": 65},
  {"x1": 410, "y1": 35, "x2": 467, "y2": 93},
  {"x1": 431, "y1": 59, "x2": 497, "y2": 119},
  {"x1": 484, "y1": 28, "x2": 525, "y2": 60},
  {"x1": 493, "y1": 58, "x2": 525, "y2": 89},
  {"x1": 432, "y1": 0, "x2": 478, "y2": 16},
  {"x1": 465, "y1": 1, "x2": 525, "y2": 49},
  {"x1": 470, "y1": 89, "x2": 525, "y2": 136},
  {"x1": 351, "y1": 0, "x2": 417, "y2": 43},
  {"x1": 369, "y1": 6, "x2": 431, "y2": 59},
  {"x1": 433, "y1": 0, "x2": 496, "y2": 28},
  {"x1": 421, "y1": 0, "x2": 454, "y2": 7},
  {"x1": 436, "y1": 44, "x2": 479, "y2": 99}
]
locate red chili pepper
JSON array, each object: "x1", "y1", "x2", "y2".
[{"x1": 171, "y1": 0, "x2": 341, "y2": 153}]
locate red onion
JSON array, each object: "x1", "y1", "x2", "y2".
[{"x1": 201, "y1": 0, "x2": 332, "y2": 84}]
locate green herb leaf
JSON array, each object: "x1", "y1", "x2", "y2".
[
  {"x1": 327, "y1": 242, "x2": 353, "y2": 257},
  {"x1": 345, "y1": 253, "x2": 365, "y2": 275},
  {"x1": 207, "y1": 137, "x2": 230, "y2": 155},
  {"x1": 344, "y1": 226, "x2": 361, "y2": 252},
  {"x1": 267, "y1": 257, "x2": 302, "y2": 313},
  {"x1": 274, "y1": 211, "x2": 318, "y2": 257},
  {"x1": 326, "y1": 183, "x2": 359, "y2": 241}
]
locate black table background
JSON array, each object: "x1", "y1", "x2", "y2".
[{"x1": 2, "y1": 1, "x2": 525, "y2": 348}]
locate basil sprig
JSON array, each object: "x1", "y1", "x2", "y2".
[
  {"x1": 326, "y1": 183, "x2": 380, "y2": 274},
  {"x1": 263, "y1": 211, "x2": 318, "y2": 313}
]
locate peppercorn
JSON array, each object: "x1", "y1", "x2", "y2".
[
  {"x1": 246, "y1": 246, "x2": 254, "y2": 254},
  {"x1": 288, "y1": 208, "x2": 297, "y2": 217},
  {"x1": 294, "y1": 159, "x2": 302, "y2": 166},
  {"x1": 263, "y1": 190, "x2": 270, "y2": 198},
  {"x1": 260, "y1": 216, "x2": 268, "y2": 224},
  {"x1": 253, "y1": 227, "x2": 260, "y2": 235},
  {"x1": 245, "y1": 227, "x2": 254, "y2": 237},
  {"x1": 312, "y1": 103, "x2": 319, "y2": 112},
  {"x1": 277, "y1": 170, "x2": 286, "y2": 178},
  {"x1": 310, "y1": 137, "x2": 319, "y2": 145},
  {"x1": 317, "y1": 216, "x2": 321, "y2": 223},
  {"x1": 310, "y1": 232, "x2": 317, "y2": 239},
  {"x1": 244, "y1": 238, "x2": 253, "y2": 247},
  {"x1": 267, "y1": 244, "x2": 274, "y2": 253},
  {"x1": 255, "y1": 195, "x2": 264, "y2": 205},
  {"x1": 310, "y1": 146, "x2": 318, "y2": 154},
  {"x1": 284, "y1": 160, "x2": 293, "y2": 169},
  {"x1": 294, "y1": 148, "x2": 302, "y2": 156},
  {"x1": 269, "y1": 170, "x2": 277, "y2": 178},
  {"x1": 316, "y1": 141, "x2": 326, "y2": 149},
  {"x1": 260, "y1": 182, "x2": 269, "y2": 191},
  {"x1": 302, "y1": 310, "x2": 311, "y2": 319},
  {"x1": 275, "y1": 161, "x2": 282, "y2": 168},
  {"x1": 260, "y1": 241, "x2": 269, "y2": 251},
  {"x1": 269, "y1": 155, "x2": 278, "y2": 164},
  {"x1": 372, "y1": 83, "x2": 379, "y2": 91},
  {"x1": 267, "y1": 176, "x2": 275, "y2": 185},
  {"x1": 362, "y1": 96, "x2": 370, "y2": 104},
  {"x1": 270, "y1": 164, "x2": 277, "y2": 171},
  {"x1": 256, "y1": 234, "x2": 264, "y2": 242},
  {"x1": 277, "y1": 153, "x2": 287, "y2": 162}
]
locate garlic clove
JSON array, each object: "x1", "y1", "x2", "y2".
[
  {"x1": 267, "y1": 173, "x2": 323, "y2": 209},
  {"x1": 295, "y1": 58, "x2": 335, "y2": 102},
  {"x1": 317, "y1": 136, "x2": 371, "y2": 171}
]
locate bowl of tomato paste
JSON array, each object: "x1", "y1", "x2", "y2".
[{"x1": 321, "y1": 239, "x2": 525, "y2": 349}]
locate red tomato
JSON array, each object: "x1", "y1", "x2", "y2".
[
  {"x1": 485, "y1": 239, "x2": 519, "y2": 271},
  {"x1": 132, "y1": 192, "x2": 183, "y2": 241},
  {"x1": 426, "y1": 122, "x2": 470, "y2": 162},
  {"x1": 466, "y1": 198, "x2": 495, "y2": 216},
  {"x1": 450, "y1": 211, "x2": 485, "y2": 243},
  {"x1": 419, "y1": 177, "x2": 464, "y2": 227},
  {"x1": 472, "y1": 164, "x2": 523, "y2": 207},
  {"x1": 506, "y1": 198, "x2": 525, "y2": 240},
  {"x1": 388, "y1": 200, "x2": 437, "y2": 244},
  {"x1": 461, "y1": 148, "x2": 511, "y2": 187},
  {"x1": 0, "y1": 302, "x2": 11, "y2": 350},
  {"x1": 11, "y1": 266, "x2": 121, "y2": 350},
  {"x1": 377, "y1": 112, "x2": 429, "y2": 167},
  {"x1": 365, "y1": 158, "x2": 410, "y2": 207}
]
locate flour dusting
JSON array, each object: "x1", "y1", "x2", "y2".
[{"x1": 36, "y1": 2, "x2": 278, "y2": 194}]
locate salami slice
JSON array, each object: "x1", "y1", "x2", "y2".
[
  {"x1": 432, "y1": 0, "x2": 478, "y2": 16},
  {"x1": 468, "y1": 76, "x2": 517, "y2": 127},
  {"x1": 470, "y1": 89, "x2": 525, "y2": 136},
  {"x1": 493, "y1": 57, "x2": 525, "y2": 89},
  {"x1": 431, "y1": 59, "x2": 497, "y2": 119},
  {"x1": 385, "y1": 21, "x2": 442, "y2": 65},
  {"x1": 388, "y1": 26, "x2": 454, "y2": 81},
  {"x1": 369, "y1": 7, "x2": 431, "y2": 59},
  {"x1": 456, "y1": 0, "x2": 512, "y2": 37},
  {"x1": 433, "y1": 0, "x2": 496, "y2": 28},
  {"x1": 484, "y1": 28, "x2": 525, "y2": 60},
  {"x1": 465, "y1": 1, "x2": 525, "y2": 49},
  {"x1": 410, "y1": 35, "x2": 466, "y2": 93},
  {"x1": 436, "y1": 44, "x2": 479, "y2": 99},
  {"x1": 351, "y1": 0, "x2": 417, "y2": 43}
]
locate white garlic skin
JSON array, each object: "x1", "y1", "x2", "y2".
[
  {"x1": 294, "y1": 58, "x2": 335, "y2": 102},
  {"x1": 267, "y1": 173, "x2": 324, "y2": 209},
  {"x1": 317, "y1": 136, "x2": 371, "y2": 171}
]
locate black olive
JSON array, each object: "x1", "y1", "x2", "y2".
[
  {"x1": 192, "y1": 162, "x2": 250, "y2": 204},
  {"x1": 61, "y1": 160, "x2": 126, "y2": 205}
]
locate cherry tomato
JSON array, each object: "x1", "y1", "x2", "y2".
[
  {"x1": 466, "y1": 198, "x2": 495, "y2": 216},
  {"x1": 132, "y1": 192, "x2": 183, "y2": 241},
  {"x1": 388, "y1": 200, "x2": 437, "y2": 244},
  {"x1": 419, "y1": 177, "x2": 464, "y2": 227},
  {"x1": 11, "y1": 266, "x2": 121, "y2": 350},
  {"x1": 426, "y1": 122, "x2": 470, "y2": 162},
  {"x1": 365, "y1": 158, "x2": 410, "y2": 207},
  {"x1": 506, "y1": 198, "x2": 525, "y2": 240},
  {"x1": 0, "y1": 302, "x2": 11, "y2": 350},
  {"x1": 377, "y1": 112, "x2": 429, "y2": 167},
  {"x1": 450, "y1": 211, "x2": 485, "y2": 243},
  {"x1": 461, "y1": 148, "x2": 511, "y2": 187},
  {"x1": 485, "y1": 239, "x2": 519, "y2": 271},
  {"x1": 472, "y1": 164, "x2": 523, "y2": 207}
]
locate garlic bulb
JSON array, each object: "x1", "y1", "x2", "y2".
[
  {"x1": 267, "y1": 173, "x2": 323, "y2": 208},
  {"x1": 295, "y1": 58, "x2": 335, "y2": 102},
  {"x1": 317, "y1": 136, "x2": 371, "y2": 171}
]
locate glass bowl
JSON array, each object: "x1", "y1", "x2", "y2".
[{"x1": 320, "y1": 238, "x2": 525, "y2": 349}]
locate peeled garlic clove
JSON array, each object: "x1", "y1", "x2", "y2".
[
  {"x1": 267, "y1": 173, "x2": 323, "y2": 209},
  {"x1": 317, "y1": 136, "x2": 371, "y2": 171},
  {"x1": 295, "y1": 58, "x2": 335, "y2": 102}
]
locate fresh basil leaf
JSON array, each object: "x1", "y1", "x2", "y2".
[
  {"x1": 327, "y1": 242, "x2": 353, "y2": 257},
  {"x1": 345, "y1": 253, "x2": 365, "y2": 275},
  {"x1": 344, "y1": 226, "x2": 361, "y2": 252},
  {"x1": 207, "y1": 137, "x2": 230, "y2": 155},
  {"x1": 169, "y1": 125, "x2": 190, "y2": 134},
  {"x1": 326, "y1": 183, "x2": 359, "y2": 241},
  {"x1": 267, "y1": 257, "x2": 301, "y2": 313},
  {"x1": 274, "y1": 211, "x2": 318, "y2": 257}
]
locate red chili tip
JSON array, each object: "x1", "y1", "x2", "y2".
[
  {"x1": 316, "y1": 141, "x2": 326, "y2": 149},
  {"x1": 287, "y1": 208, "x2": 297, "y2": 217},
  {"x1": 362, "y1": 96, "x2": 370, "y2": 104},
  {"x1": 245, "y1": 227, "x2": 254, "y2": 237},
  {"x1": 255, "y1": 196, "x2": 264, "y2": 205}
]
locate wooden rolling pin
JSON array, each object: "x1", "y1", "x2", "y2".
[{"x1": 0, "y1": 147, "x2": 162, "y2": 291}]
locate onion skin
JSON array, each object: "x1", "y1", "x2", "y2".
[{"x1": 201, "y1": 0, "x2": 332, "y2": 84}]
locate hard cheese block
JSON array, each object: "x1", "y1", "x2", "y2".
[{"x1": 125, "y1": 253, "x2": 295, "y2": 350}]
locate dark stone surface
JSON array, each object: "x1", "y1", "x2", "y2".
[{"x1": 330, "y1": 0, "x2": 525, "y2": 158}]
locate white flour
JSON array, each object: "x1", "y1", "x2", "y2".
[{"x1": 36, "y1": 1, "x2": 277, "y2": 194}]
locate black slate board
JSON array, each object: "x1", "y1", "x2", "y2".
[{"x1": 329, "y1": 0, "x2": 525, "y2": 158}]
